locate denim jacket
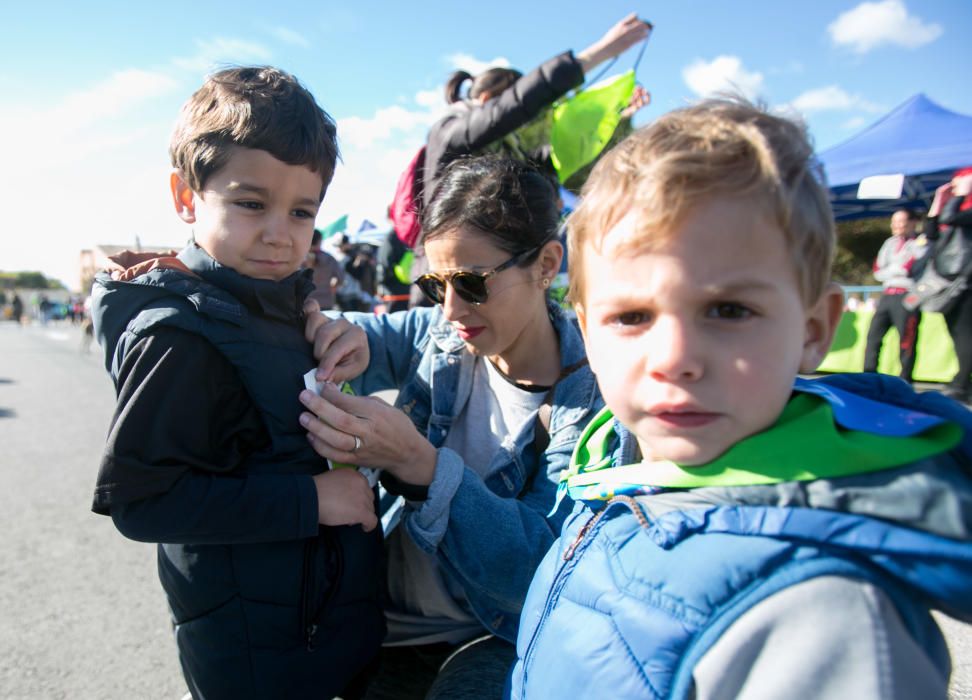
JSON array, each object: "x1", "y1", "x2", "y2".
[{"x1": 344, "y1": 304, "x2": 602, "y2": 641}]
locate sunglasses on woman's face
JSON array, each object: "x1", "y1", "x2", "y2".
[{"x1": 415, "y1": 246, "x2": 539, "y2": 306}]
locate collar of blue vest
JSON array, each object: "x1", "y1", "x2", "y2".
[
  {"x1": 553, "y1": 378, "x2": 962, "y2": 510},
  {"x1": 178, "y1": 244, "x2": 314, "y2": 325}
]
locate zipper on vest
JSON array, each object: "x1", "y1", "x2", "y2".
[
  {"x1": 301, "y1": 538, "x2": 317, "y2": 651},
  {"x1": 521, "y1": 496, "x2": 651, "y2": 686},
  {"x1": 301, "y1": 529, "x2": 344, "y2": 652}
]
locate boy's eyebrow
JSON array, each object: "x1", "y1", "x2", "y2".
[
  {"x1": 702, "y1": 279, "x2": 781, "y2": 295},
  {"x1": 226, "y1": 181, "x2": 320, "y2": 208},
  {"x1": 592, "y1": 279, "x2": 783, "y2": 304}
]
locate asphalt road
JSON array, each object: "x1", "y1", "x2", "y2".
[
  {"x1": 0, "y1": 321, "x2": 969, "y2": 699},
  {"x1": 0, "y1": 322, "x2": 186, "y2": 699}
]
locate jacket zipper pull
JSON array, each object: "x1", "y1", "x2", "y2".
[
  {"x1": 563, "y1": 511, "x2": 600, "y2": 561},
  {"x1": 563, "y1": 496, "x2": 650, "y2": 561}
]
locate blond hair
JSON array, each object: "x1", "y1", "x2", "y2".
[{"x1": 568, "y1": 96, "x2": 834, "y2": 307}]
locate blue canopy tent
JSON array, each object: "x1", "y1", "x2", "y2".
[{"x1": 818, "y1": 94, "x2": 972, "y2": 221}]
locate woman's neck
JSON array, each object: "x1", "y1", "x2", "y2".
[{"x1": 489, "y1": 305, "x2": 561, "y2": 386}]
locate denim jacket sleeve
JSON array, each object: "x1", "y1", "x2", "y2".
[{"x1": 339, "y1": 308, "x2": 437, "y2": 395}]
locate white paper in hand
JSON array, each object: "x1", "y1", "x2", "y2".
[{"x1": 302, "y1": 369, "x2": 380, "y2": 487}]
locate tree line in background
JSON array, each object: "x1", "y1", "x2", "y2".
[
  {"x1": 0, "y1": 271, "x2": 65, "y2": 291},
  {"x1": 834, "y1": 217, "x2": 903, "y2": 285}
]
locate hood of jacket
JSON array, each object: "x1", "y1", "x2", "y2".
[{"x1": 92, "y1": 243, "x2": 314, "y2": 365}]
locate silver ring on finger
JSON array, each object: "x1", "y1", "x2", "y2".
[{"x1": 351, "y1": 434, "x2": 362, "y2": 453}]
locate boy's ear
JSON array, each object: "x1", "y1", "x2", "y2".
[
  {"x1": 574, "y1": 302, "x2": 588, "y2": 341},
  {"x1": 170, "y1": 170, "x2": 197, "y2": 224},
  {"x1": 799, "y1": 282, "x2": 844, "y2": 373}
]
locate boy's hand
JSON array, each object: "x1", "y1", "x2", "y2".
[
  {"x1": 312, "y1": 469, "x2": 378, "y2": 531},
  {"x1": 302, "y1": 299, "x2": 370, "y2": 383},
  {"x1": 300, "y1": 384, "x2": 438, "y2": 487}
]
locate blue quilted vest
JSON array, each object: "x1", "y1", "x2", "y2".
[
  {"x1": 511, "y1": 384, "x2": 971, "y2": 699},
  {"x1": 93, "y1": 245, "x2": 384, "y2": 699},
  {"x1": 513, "y1": 499, "x2": 956, "y2": 699}
]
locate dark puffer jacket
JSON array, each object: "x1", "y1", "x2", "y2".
[{"x1": 92, "y1": 244, "x2": 384, "y2": 699}]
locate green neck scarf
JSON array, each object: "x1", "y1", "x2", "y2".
[{"x1": 561, "y1": 393, "x2": 961, "y2": 504}]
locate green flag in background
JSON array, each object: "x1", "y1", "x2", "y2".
[
  {"x1": 550, "y1": 70, "x2": 636, "y2": 183},
  {"x1": 318, "y1": 214, "x2": 348, "y2": 238}
]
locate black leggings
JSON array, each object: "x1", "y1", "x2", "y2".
[{"x1": 944, "y1": 288, "x2": 972, "y2": 391}]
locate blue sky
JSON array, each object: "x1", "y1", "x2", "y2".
[{"x1": 2, "y1": 0, "x2": 970, "y2": 290}]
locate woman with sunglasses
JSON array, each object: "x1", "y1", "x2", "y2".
[{"x1": 299, "y1": 157, "x2": 602, "y2": 699}]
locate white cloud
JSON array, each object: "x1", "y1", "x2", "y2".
[
  {"x1": 338, "y1": 104, "x2": 441, "y2": 150},
  {"x1": 414, "y1": 88, "x2": 442, "y2": 109},
  {"x1": 171, "y1": 37, "x2": 272, "y2": 72},
  {"x1": 787, "y1": 85, "x2": 883, "y2": 114},
  {"x1": 446, "y1": 52, "x2": 512, "y2": 75},
  {"x1": 269, "y1": 26, "x2": 310, "y2": 48},
  {"x1": 320, "y1": 89, "x2": 450, "y2": 228},
  {"x1": 320, "y1": 140, "x2": 423, "y2": 228},
  {"x1": 828, "y1": 0, "x2": 942, "y2": 53},
  {"x1": 0, "y1": 69, "x2": 180, "y2": 166},
  {"x1": 63, "y1": 69, "x2": 180, "y2": 125},
  {"x1": 0, "y1": 68, "x2": 185, "y2": 289},
  {"x1": 842, "y1": 116, "x2": 868, "y2": 130},
  {"x1": 682, "y1": 55, "x2": 764, "y2": 100}
]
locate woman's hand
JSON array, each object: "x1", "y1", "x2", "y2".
[
  {"x1": 299, "y1": 383, "x2": 438, "y2": 486},
  {"x1": 620, "y1": 84, "x2": 651, "y2": 119},
  {"x1": 302, "y1": 299, "x2": 370, "y2": 383},
  {"x1": 578, "y1": 13, "x2": 652, "y2": 73}
]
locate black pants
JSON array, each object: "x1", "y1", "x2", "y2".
[
  {"x1": 944, "y1": 288, "x2": 972, "y2": 392},
  {"x1": 863, "y1": 293, "x2": 921, "y2": 381},
  {"x1": 341, "y1": 636, "x2": 515, "y2": 700}
]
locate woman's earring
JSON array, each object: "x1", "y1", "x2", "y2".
[{"x1": 541, "y1": 278, "x2": 550, "y2": 289}]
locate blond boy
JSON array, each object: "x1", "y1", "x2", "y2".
[{"x1": 510, "y1": 98, "x2": 972, "y2": 699}]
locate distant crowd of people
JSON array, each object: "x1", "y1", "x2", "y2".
[{"x1": 0, "y1": 291, "x2": 91, "y2": 326}]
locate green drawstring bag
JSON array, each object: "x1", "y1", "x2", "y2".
[
  {"x1": 393, "y1": 250, "x2": 414, "y2": 285},
  {"x1": 550, "y1": 70, "x2": 636, "y2": 183}
]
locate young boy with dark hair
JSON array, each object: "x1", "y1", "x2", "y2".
[
  {"x1": 91, "y1": 66, "x2": 383, "y2": 699},
  {"x1": 510, "y1": 97, "x2": 972, "y2": 699}
]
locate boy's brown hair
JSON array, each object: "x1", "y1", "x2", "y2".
[
  {"x1": 568, "y1": 96, "x2": 835, "y2": 307},
  {"x1": 169, "y1": 66, "x2": 339, "y2": 199}
]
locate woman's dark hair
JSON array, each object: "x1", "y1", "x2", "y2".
[
  {"x1": 445, "y1": 67, "x2": 523, "y2": 104},
  {"x1": 422, "y1": 156, "x2": 560, "y2": 263}
]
